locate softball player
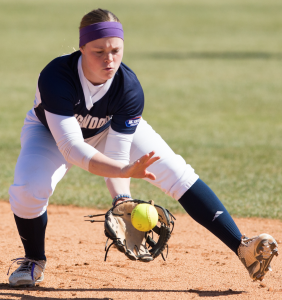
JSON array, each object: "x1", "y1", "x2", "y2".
[{"x1": 8, "y1": 8, "x2": 278, "y2": 287}]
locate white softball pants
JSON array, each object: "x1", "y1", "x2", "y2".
[{"x1": 9, "y1": 112, "x2": 199, "y2": 219}]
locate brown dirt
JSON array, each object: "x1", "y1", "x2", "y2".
[{"x1": 0, "y1": 201, "x2": 282, "y2": 300}]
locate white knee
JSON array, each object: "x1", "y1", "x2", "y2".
[
  {"x1": 9, "y1": 182, "x2": 50, "y2": 219},
  {"x1": 167, "y1": 160, "x2": 199, "y2": 200},
  {"x1": 9, "y1": 154, "x2": 66, "y2": 219},
  {"x1": 145, "y1": 153, "x2": 199, "y2": 200}
]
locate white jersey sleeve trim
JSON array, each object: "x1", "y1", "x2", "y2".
[{"x1": 45, "y1": 110, "x2": 98, "y2": 171}]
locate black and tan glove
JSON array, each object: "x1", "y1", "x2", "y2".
[{"x1": 85, "y1": 199, "x2": 175, "y2": 262}]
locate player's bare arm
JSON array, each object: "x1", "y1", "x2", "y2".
[{"x1": 88, "y1": 150, "x2": 160, "y2": 179}]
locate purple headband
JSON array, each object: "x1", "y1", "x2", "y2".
[{"x1": 79, "y1": 21, "x2": 124, "y2": 47}]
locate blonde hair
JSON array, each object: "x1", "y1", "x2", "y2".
[{"x1": 79, "y1": 8, "x2": 120, "y2": 30}]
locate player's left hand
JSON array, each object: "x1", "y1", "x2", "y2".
[
  {"x1": 85, "y1": 199, "x2": 175, "y2": 262},
  {"x1": 121, "y1": 151, "x2": 160, "y2": 180}
]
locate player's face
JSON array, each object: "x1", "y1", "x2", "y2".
[{"x1": 80, "y1": 37, "x2": 124, "y2": 85}]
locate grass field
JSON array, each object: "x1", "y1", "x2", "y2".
[{"x1": 0, "y1": 0, "x2": 282, "y2": 218}]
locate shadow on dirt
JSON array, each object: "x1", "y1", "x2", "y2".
[
  {"x1": 0, "y1": 294, "x2": 112, "y2": 300},
  {"x1": 0, "y1": 283, "x2": 245, "y2": 299},
  {"x1": 186, "y1": 288, "x2": 244, "y2": 297}
]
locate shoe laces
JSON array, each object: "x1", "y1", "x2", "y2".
[
  {"x1": 239, "y1": 234, "x2": 273, "y2": 259},
  {"x1": 238, "y1": 234, "x2": 256, "y2": 259},
  {"x1": 240, "y1": 234, "x2": 256, "y2": 246},
  {"x1": 7, "y1": 258, "x2": 45, "y2": 281}
]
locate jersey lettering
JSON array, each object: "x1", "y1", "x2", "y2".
[
  {"x1": 75, "y1": 114, "x2": 111, "y2": 129},
  {"x1": 88, "y1": 117, "x2": 99, "y2": 129}
]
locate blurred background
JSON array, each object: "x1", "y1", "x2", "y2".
[{"x1": 0, "y1": 0, "x2": 282, "y2": 217}]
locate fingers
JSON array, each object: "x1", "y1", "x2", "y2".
[
  {"x1": 144, "y1": 171, "x2": 156, "y2": 180},
  {"x1": 139, "y1": 152, "x2": 160, "y2": 166},
  {"x1": 146, "y1": 155, "x2": 160, "y2": 167},
  {"x1": 139, "y1": 151, "x2": 156, "y2": 163},
  {"x1": 123, "y1": 151, "x2": 160, "y2": 179},
  {"x1": 147, "y1": 150, "x2": 156, "y2": 159}
]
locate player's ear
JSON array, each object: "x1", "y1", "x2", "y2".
[{"x1": 80, "y1": 46, "x2": 85, "y2": 54}]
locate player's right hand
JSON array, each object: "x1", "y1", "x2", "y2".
[{"x1": 121, "y1": 151, "x2": 160, "y2": 180}]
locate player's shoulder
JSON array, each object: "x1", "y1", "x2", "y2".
[
  {"x1": 39, "y1": 51, "x2": 80, "y2": 83},
  {"x1": 118, "y1": 62, "x2": 136, "y2": 75},
  {"x1": 117, "y1": 62, "x2": 139, "y2": 81},
  {"x1": 114, "y1": 62, "x2": 143, "y2": 92}
]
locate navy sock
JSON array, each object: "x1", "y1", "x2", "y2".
[
  {"x1": 14, "y1": 211, "x2": 47, "y2": 261},
  {"x1": 179, "y1": 179, "x2": 242, "y2": 254}
]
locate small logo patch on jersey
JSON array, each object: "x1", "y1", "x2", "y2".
[{"x1": 125, "y1": 116, "x2": 141, "y2": 127}]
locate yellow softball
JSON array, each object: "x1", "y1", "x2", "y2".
[{"x1": 131, "y1": 203, "x2": 159, "y2": 232}]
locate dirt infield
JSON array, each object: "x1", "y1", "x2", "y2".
[{"x1": 0, "y1": 201, "x2": 282, "y2": 300}]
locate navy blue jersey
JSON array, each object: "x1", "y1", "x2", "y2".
[{"x1": 34, "y1": 51, "x2": 144, "y2": 139}]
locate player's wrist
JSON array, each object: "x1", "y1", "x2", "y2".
[
  {"x1": 112, "y1": 194, "x2": 132, "y2": 206},
  {"x1": 119, "y1": 164, "x2": 131, "y2": 178}
]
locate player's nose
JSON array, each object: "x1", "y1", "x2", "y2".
[{"x1": 104, "y1": 53, "x2": 113, "y2": 63}]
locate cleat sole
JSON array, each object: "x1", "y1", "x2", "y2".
[
  {"x1": 9, "y1": 280, "x2": 35, "y2": 288},
  {"x1": 253, "y1": 240, "x2": 278, "y2": 281}
]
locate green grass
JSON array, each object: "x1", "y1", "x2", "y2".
[{"x1": 1, "y1": 0, "x2": 282, "y2": 218}]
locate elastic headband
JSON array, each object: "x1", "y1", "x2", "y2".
[{"x1": 79, "y1": 21, "x2": 124, "y2": 47}]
